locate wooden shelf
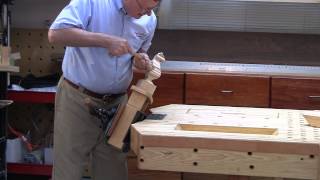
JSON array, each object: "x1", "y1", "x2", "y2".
[
  {"x1": 8, "y1": 90, "x2": 55, "y2": 104},
  {"x1": 7, "y1": 163, "x2": 52, "y2": 176},
  {"x1": 0, "y1": 65, "x2": 19, "y2": 73}
]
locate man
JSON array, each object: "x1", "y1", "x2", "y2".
[{"x1": 48, "y1": 0, "x2": 160, "y2": 179}]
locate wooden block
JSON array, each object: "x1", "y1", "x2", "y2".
[
  {"x1": 303, "y1": 111, "x2": 320, "y2": 128},
  {"x1": 128, "y1": 89, "x2": 150, "y2": 109},
  {"x1": 108, "y1": 104, "x2": 139, "y2": 149},
  {"x1": 1, "y1": 46, "x2": 11, "y2": 65},
  {"x1": 108, "y1": 82, "x2": 156, "y2": 149},
  {"x1": 108, "y1": 84, "x2": 156, "y2": 150},
  {"x1": 108, "y1": 53, "x2": 165, "y2": 150},
  {"x1": 0, "y1": 65, "x2": 19, "y2": 72}
]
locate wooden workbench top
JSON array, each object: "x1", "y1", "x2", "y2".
[{"x1": 131, "y1": 104, "x2": 320, "y2": 155}]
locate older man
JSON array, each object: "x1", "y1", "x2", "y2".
[{"x1": 48, "y1": 0, "x2": 160, "y2": 179}]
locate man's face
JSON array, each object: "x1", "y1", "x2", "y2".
[{"x1": 124, "y1": 0, "x2": 159, "y2": 19}]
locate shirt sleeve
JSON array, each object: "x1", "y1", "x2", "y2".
[
  {"x1": 50, "y1": 0, "x2": 92, "y2": 30},
  {"x1": 140, "y1": 14, "x2": 157, "y2": 52}
]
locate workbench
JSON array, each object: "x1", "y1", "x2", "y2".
[{"x1": 131, "y1": 104, "x2": 320, "y2": 180}]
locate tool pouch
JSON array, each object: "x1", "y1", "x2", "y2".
[{"x1": 84, "y1": 95, "x2": 127, "y2": 138}]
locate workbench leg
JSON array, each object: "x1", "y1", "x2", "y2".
[{"x1": 228, "y1": 175, "x2": 250, "y2": 180}]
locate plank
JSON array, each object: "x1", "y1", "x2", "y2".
[
  {"x1": 138, "y1": 147, "x2": 318, "y2": 179},
  {"x1": 0, "y1": 65, "x2": 19, "y2": 72}
]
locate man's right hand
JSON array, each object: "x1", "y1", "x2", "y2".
[
  {"x1": 48, "y1": 28, "x2": 134, "y2": 56},
  {"x1": 104, "y1": 35, "x2": 133, "y2": 56}
]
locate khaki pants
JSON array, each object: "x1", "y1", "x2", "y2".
[{"x1": 52, "y1": 77, "x2": 128, "y2": 180}]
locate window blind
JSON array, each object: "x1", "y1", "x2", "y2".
[{"x1": 158, "y1": 0, "x2": 320, "y2": 34}]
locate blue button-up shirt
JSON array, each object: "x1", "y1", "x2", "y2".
[{"x1": 50, "y1": 0, "x2": 157, "y2": 94}]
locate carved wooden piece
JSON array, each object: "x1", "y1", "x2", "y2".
[
  {"x1": 108, "y1": 53, "x2": 165, "y2": 150},
  {"x1": 131, "y1": 104, "x2": 320, "y2": 179}
]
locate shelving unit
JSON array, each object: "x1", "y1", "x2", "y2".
[
  {"x1": 0, "y1": 66, "x2": 19, "y2": 180},
  {"x1": 7, "y1": 163, "x2": 51, "y2": 176},
  {"x1": 8, "y1": 91, "x2": 54, "y2": 104},
  {"x1": 6, "y1": 90, "x2": 53, "y2": 178}
]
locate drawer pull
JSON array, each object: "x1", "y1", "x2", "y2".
[
  {"x1": 308, "y1": 96, "x2": 320, "y2": 99},
  {"x1": 220, "y1": 90, "x2": 233, "y2": 94}
]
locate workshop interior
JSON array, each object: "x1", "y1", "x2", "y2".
[{"x1": 0, "y1": 0, "x2": 320, "y2": 180}]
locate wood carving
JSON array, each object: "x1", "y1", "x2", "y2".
[{"x1": 108, "y1": 52, "x2": 165, "y2": 150}]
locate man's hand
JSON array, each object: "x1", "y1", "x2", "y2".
[
  {"x1": 133, "y1": 53, "x2": 153, "y2": 71},
  {"x1": 48, "y1": 28, "x2": 133, "y2": 57},
  {"x1": 105, "y1": 35, "x2": 133, "y2": 56}
]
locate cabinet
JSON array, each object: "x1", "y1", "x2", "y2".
[
  {"x1": 271, "y1": 77, "x2": 320, "y2": 110},
  {"x1": 185, "y1": 73, "x2": 270, "y2": 107},
  {"x1": 132, "y1": 72, "x2": 185, "y2": 109},
  {"x1": 6, "y1": 90, "x2": 53, "y2": 180}
]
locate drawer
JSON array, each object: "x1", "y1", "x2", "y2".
[
  {"x1": 185, "y1": 73, "x2": 270, "y2": 107},
  {"x1": 271, "y1": 77, "x2": 320, "y2": 110},
  {"x1": 132, "y1": 72, "x2": 184, "y2": 108}
]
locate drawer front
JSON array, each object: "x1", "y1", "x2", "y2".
[
  {"x1": 185, "y1": 73, "x2": 270, "y2": 107},
  {"x1": 132, "y1": 72, "x2": 184, "y2": 108},
  {"x1": 271, "y1": 77, "x2": 320, "y2": 110}
]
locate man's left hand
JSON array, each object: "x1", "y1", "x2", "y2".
[{"x1": 132, "y1": 53, "x2": 153, "y2": 71}]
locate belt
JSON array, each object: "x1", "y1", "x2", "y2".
[{"x1": 63, "y1": 78, "x2": 124, "y2": 100}]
